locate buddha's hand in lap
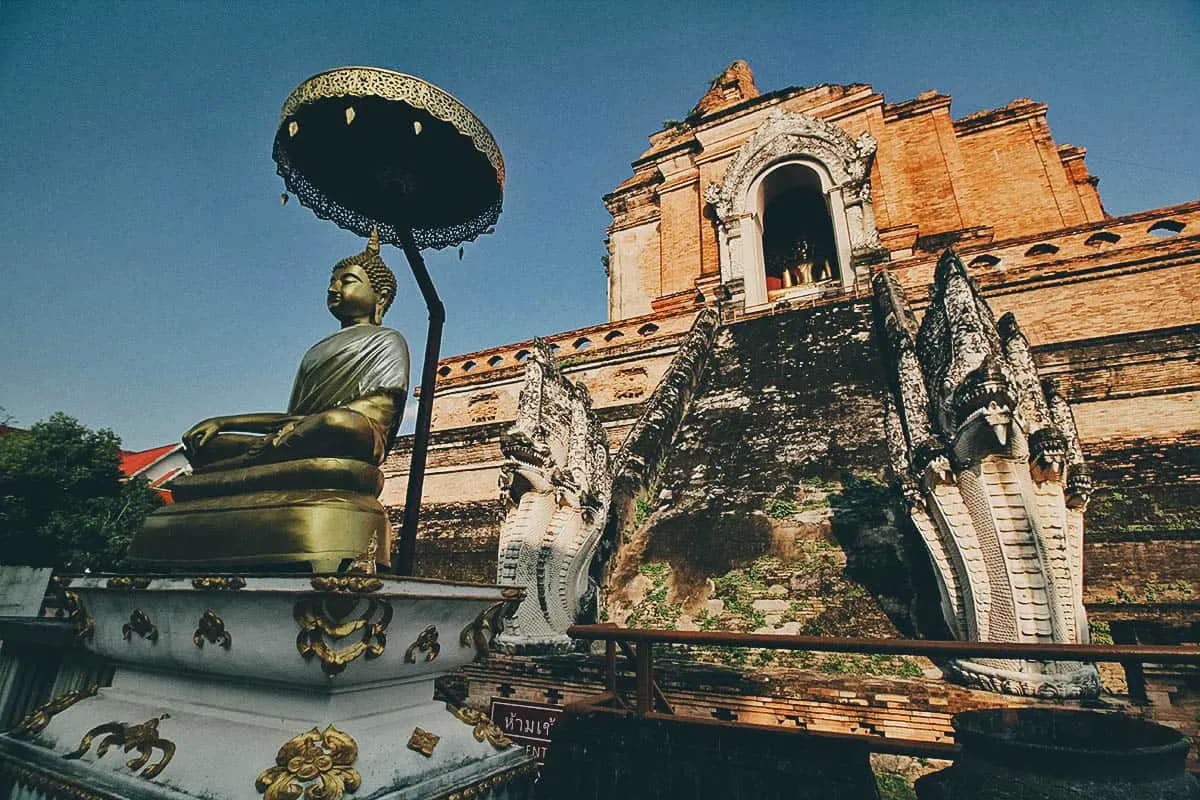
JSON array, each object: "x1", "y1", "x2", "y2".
[
  {"x1": 183, "y1": 418, "x2": 225, "y2": 453},
  {"x1": 269, "y1": 420, "x2": 300, "y2": 447}
]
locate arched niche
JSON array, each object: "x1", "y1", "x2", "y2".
[
  {"x1": 759, "y1": 163, "x2": 841, "y2": 294},
  {"x1": 706, "y1": 110, "x2": 883, "y2": 309}
]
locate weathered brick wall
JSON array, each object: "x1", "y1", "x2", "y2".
[
  {"x1": 1081, "y1": 432, "x2": 1200, "y2": 608},
  {"x1": 986, "y1": 263, "x2": 1200, "y2": 348},
  {"x1": 608, "y1": 222, "x2": 661, "y2": 320},
  {"x1": 954, "y1": 107, "x2": 1091, "y2": 238},
  {"x1": 606, "y1": 75, "x2": 1107, "y2": 319},
  {"x1": 658, "y1": 180, "x2": 702, "y2": 298},
  {"x1": 424, "y1": 311, "x2": 695, "y2": 431},
  {"x1": 1073, "y1": 393, "x2": 1199, "y2": 442},
  {"x1": 1034, "y1": 322, "x2": 1200, "y2": 442},
  {"x1": 877, "y1": 97, "x2": 965, "y2": 236},
  {"x1": 1035, "y1": 325, "x2": 1200, "y2": 402},
  {"x1": 1059, "y1": 145, "x2": 1105, "y2": 219}
]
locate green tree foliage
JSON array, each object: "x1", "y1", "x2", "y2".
[{"x1": 0, "y1": 413, "x2": 162, "y2": 570}]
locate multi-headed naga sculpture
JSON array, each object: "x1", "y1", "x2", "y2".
[
  {"x1": 874, "y1": 250, "x2": 1098, "y2": 697},
  {"x1": 494, "y1": 339, "x2": 612, "y2": 653}
]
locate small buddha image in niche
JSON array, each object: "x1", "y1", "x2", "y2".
[
  {"x1": 761, "y1": 172, "x2": 839, "y2": 294},
  {"x1": 128, "y1": 228, "x2": 410, "y2": 573}
]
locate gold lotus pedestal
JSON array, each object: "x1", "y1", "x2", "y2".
[
  {"x1": 0, "y1": 576, "x2": 534, "y2": 799},
  {"x1": 131, "y1": 459, "x2": 389, "y2": 573}
]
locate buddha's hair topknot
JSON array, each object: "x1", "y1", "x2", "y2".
[{"x1": 332, "y1": 227, "x2": 397, "y2": 315}]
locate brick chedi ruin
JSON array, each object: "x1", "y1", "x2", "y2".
[{"x1": 382, "y1": 62, "x2": 1198, "y2": 746}]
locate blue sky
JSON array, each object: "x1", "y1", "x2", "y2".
[{"x1": 1, "y1": 1, "x2": 1197, "y2": 449}]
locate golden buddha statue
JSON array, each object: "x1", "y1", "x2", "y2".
[{"x1": 127, "y1": 230, "x2": 409, "y2": 572}]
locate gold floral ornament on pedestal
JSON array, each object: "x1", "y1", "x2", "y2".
[
  {"x1": 63, "y1": 714, "x2": 175, "y2": 779},
  {"x1": 58, "y1": 590, "x2": 94, "y2": 642},
  {"x1": 193, "y1": 610, "x2": 232, "y2": 649},
  {"x1": 406, "y1": 727, "x2": 439, "y2": 758},
  {"x1": 191, "y1": 576, "x2": 247, "y2": 591},
  {"x1": 12, "y1": 685, "x2": 99, "y2": 739},
  {"x1": 310, "y1": 575, "x2": 384, "y2": 594},
  {"x1": 107, "y1": 576, "x2": 152, "y2": 590},
  {"x1": 446, "y1": 703, "x2": 513, "y2": 750},
  {"x1": 256, "y1": 725, "x2": 361, "y2": 800},
  {"x1": 404, "y1": 624, "x2": 440, "y2": 663},
  {"x1": 123, "y1": 609, "x2": 158, "y2": 642},
  {"x1": 459, "y1": 588, "x2": 523, "y2": 658},
  {"x1": 294, "y1": 596, "x2": 392, "y2": 676}
]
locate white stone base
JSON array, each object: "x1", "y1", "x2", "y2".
[{"x1": 0, "y1": 575, "x2": 536, "y2": 800}]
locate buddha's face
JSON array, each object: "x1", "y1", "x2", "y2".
[{"x1": 327, "y1": 263, "x2": 384, "y2": 325}]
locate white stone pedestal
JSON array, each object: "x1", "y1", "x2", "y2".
[{"x1": 0, "y1": 575, "x2": 536, "y2": 800}]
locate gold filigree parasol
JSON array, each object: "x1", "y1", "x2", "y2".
[{"x1": 273, "y1": 67, "x2": 503, "y2": 250}]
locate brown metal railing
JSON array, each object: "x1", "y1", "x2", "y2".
[{"x1": 568, "y1": 623, "x2": 1200, "y2": 758}]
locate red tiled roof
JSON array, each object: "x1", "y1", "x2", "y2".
[
  {"x1": 119, "y1": 444, "x2": 180, "y2": 477},
  {"x1": 149, "y1": 466, "x2": 185, "y2": 489}
]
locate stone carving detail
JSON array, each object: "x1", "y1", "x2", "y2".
[
  {"x1": 495, "y1": 338, "x2": 612, "y2": 653},
  {"x1": 709, "y1": 110, "x2": 883, "y2": 260},
  {"x1": 613, "y1": 366, "x2": 649, "y2": 399},
  {"x1": 468, "y1": 392, "x2": 500, "y2": 424},
  {"x1": 874, "y1": 251, "x2": 1098, "y2": 697}
]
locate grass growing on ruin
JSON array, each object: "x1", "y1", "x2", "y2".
[
  {"x1": 765, "y1": 497, "x2": 799, "y2": 519},
  {"x1": 633, "y1": 495, "x2": 654, "y2": 528},
  {"x1": 711, "y1": 556, "x2": 773, "y2": 630},
  {"x1": 1097, "y1": 580, "x2": 1194, "y2": 605},
  {"x1": 764, "y1": 476, "x2": 839, "y2": 519},
  {"x1": 815, "y1": 653, "x2": 923, "y2": 678},
  {"x1": 690, "y1": 546, "x2": 926, "y2": 678},
  {"x1": 626, "y1": 561, "x2": 681, "y2": 630},
  {"x1": 874, "y1": 770, "x2": 916, "y2": 800},
  {"x1": 1089, "y1": 620, "x2": 1113, "y2": 645},
  {"x1": 1089, "y1": 488, "x2": 1200, "y2": 537}
]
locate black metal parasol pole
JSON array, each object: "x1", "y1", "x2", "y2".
[{"x1": 394, "y1": 224, "x2": 444, "y2": 576}]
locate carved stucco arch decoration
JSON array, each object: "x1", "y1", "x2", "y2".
[{"x1": 705, "y1": 109, "x2": 884, "y2": 308}]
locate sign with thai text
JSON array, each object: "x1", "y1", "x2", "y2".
[{"x1": 489, "y1": 698, "x2": 562, "y2": 765}]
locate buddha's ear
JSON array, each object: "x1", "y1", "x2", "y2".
[{"x1": 373, "y1": 289, "x2": 392, "y2": 324}]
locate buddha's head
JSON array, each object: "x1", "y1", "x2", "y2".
[{"x1": 328, "y1": 227, "x2": 397, "y2": 326}]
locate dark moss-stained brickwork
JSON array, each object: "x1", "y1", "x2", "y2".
[
  {"x1": 603, "y1": 299, "x2": 943, "y2": 645},
  {"x1": 401, "y1": 500, "x2": 503, "y2": 583},
  {"x1": 1085, "y1": 434, "x2": 1200, "y2": 542}
]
